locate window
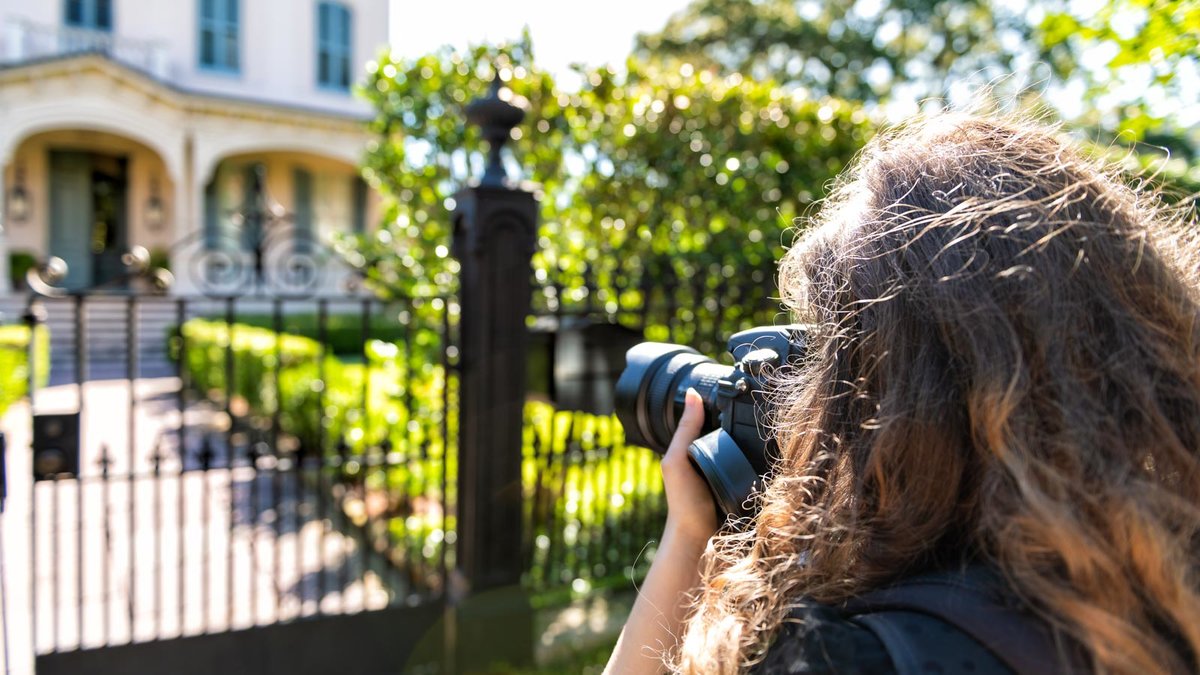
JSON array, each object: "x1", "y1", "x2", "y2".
[
  {"x1": 64, "y1": 0, "x2": 113, "y2": 31},
  {"x1": 316, "y1": 2, "x2": 352, "y2": 90},
  {"x1": 199, "y1": 0, "x2": 239, "y2": 72}
]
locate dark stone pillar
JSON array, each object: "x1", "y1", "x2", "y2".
[
  {"x1": 451, "y1": 183, "x2": 537, "y2": 590},
  {"x1": 449, "y1": 75, "x2": 538, "y2": 669}
]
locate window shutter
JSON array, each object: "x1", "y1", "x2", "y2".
[
  {"x1": 338, "y1": 6, "x2": 351, "y2": 88},
  {"x1": 352, "y1": 175, "x2": 368, "y2": 234},
  {"x1": 95, "y1": 0, "x2": 112, "y2": 29},
  {"x1": 241, "y1": 163, "x2": 261, "y2": 252},
  {"x1": 65, "y1": 0, "x2": 84, "y2": 26},
  {"x1": 316, "y1": 3, "x2": 352, "y2": 90},
  {"x1": 203, "y1": 176, "x2": 219, "y2": 250},
  {"x1": 294, "y1": 168, "x2": 314, "y2": 254}
]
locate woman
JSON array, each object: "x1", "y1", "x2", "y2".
[{"x1": 605, "y1": 114, "x2": 1200, "y2": 674}]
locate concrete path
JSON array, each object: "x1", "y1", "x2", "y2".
[{"x1": 0, "y1": 378, "x2": 399, "y2": 675}]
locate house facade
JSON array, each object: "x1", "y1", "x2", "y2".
[{"x1": 0, "y1": 0, "x2": 387, "y2": 295}]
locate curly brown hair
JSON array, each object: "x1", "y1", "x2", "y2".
[{"x1": 675, "y1": 114, "x2": 1200, "y2": 674}]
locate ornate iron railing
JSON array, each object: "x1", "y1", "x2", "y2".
[{"x1": 2, "y1": 19, "x2": 171, "y2": 79}]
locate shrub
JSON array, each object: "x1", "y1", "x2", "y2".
[
  {"x1": 0, "y1": 324, "x2": 49, "y2": 417},
  {"x1": 179, "y1": 318, "x2": 449, "y2": 453},
  {"x1": 522, "y1": 401, "x2": 665, "y2": 594},
  {"x1": 200, "y1": 312, "x2": 412, "y2": 356},
  {"x1": 177, "y1": 318, "x2": 663, "y2": 594},
  {"x1": 349, "y1": 37, "x2": 873, "y2": 309},
  {"x1": 8, "y1": 251, "x2": 36, "y2": 290},
  {"x1": 179, "y1": 317, "x2": 458, "y2": 583}
]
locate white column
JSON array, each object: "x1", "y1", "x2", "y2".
[
  {"x1": 4, "y1": 20, "x2": 25, "y2": 62},
  {"x1": 0, "y1": 168, "x2": 11, "y2": 295},
  {"x1": 170, "y1": 134, "x2": 201, "y2": 296},
  {"x1": 150, "y1": 44, "x2": 171, "y2": 80}
]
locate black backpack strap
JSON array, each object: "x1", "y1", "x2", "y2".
[
  {"x1": 850, "y1": 611, "x2": 933, "y2": 675},
  {"x1": 842, "y1": 567, "x2": 1085, "y2": 675},
  {"x1": 853, "y1": 610, "x2": 1013, "y2": 675}
]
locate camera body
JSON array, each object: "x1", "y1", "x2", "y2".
[{"x1": 614, "y1": 325, "x2": 806, "y2": 519}]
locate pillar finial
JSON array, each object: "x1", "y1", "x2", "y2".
[{"x1": 465, "y1": 71, "x2": 527, "y2": 187}]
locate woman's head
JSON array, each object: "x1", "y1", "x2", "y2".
[{"x1": 677, "y1": 114, "x2": 1200, "y2": 674}]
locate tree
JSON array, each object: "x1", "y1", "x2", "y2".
[
  {"x1": 633, "y1": 0, "x2": 1033, "y2": 104},
  {"x1": 1039, "y1": 0, "x2": 1200, "y2": 148},
  {"x1": 635, "y1": 0, "x2": 1197, "y2": 150},
  {"x1": 346, "y1": 37, "x2": 874, "y2": 348},
  {"x1": 544, "y1": 60, "x2": 871, "y2": 347},
  {"x1": 344, "y1": 33, "x2": 569, "y2": 299}
]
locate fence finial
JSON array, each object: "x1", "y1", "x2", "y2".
[{"x1": 465, "y1": 71, "x2": 526, "y2": 187}]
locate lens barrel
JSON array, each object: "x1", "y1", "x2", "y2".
[{"x1": 614, "y1": 343, "x2": 730, "y2": 454}]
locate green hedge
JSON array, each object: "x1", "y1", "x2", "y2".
[
  {"x1": 180, "y1": 317, "x2": 457, "y2": 578},
  {"x1": 178, "y1": 318, "x2": 664, "y2": 594},
  {"x1": 0, "y1": 324, "x2": 49, "y2": 417},
  {"x1": 198, "y1": 313, "x2": 412, "y2": 356},
  {"x1": 179, "y1": 318, "x2": 448, "y2": 453}
]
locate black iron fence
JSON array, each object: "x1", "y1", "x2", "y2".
[
  {"x1": 18, "y1": 293, "x2": 455, "y2": 659},
  {"x1": 521, "y1": 407, "x2": 664, "y2": 596},
  {"x1": 533, "y1": 251, "x2": 783, "y2": 355},
  {"x1": 520, "y1": 249, "x2": 783, "y2": 595}
]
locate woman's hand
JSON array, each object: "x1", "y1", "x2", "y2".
[{"x1": 661, "y1": 387, "x2": 721, "y2": 547}]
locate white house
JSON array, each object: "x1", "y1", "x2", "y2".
[{"x1": 0, "y1": 0, "x2": 388, "y2": 295}]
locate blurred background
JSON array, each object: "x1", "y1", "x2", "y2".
[{"x1": 0, "y1": 0, "x2": 1195, "y2": 673}]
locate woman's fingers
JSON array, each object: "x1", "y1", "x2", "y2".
[
  {"x1": 670, "y1": 387, "x2": 706, "y2": 452},
  {"x1": 662, "y1": 387, "x2": 703, "y2": 475},
  {"x1": 661, "y1": 388, "x2": 719, "y2": 543}
]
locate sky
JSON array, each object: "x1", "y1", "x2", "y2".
[{"x1": 388, "y1": 0, "x2": 692, "y2": 82}]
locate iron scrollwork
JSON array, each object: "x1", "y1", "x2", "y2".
[
  {"x1": 187, "y1": 163, "x2": 329, "y2": 298},
  {"x1": 26, "y1": 163, "x2": 340, "y2": 298}
]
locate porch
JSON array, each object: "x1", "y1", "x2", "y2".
[{"x1": 0, "y1": 52, "x2": 377, "y2": 298}]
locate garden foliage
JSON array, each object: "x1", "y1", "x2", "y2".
[
  {"x1": 0, "y1": 324, "x2": 48, "y2": 418},
  {"x1": 179, "y1": 318, "x2": 447, "y2": 453},
  {"x1": 333, "y1": 11, "x2": 1200, "y2": 601},
  {"x1": 635, "y1": 0, "x2": 1031, "y2": 103},
  {"x1": 347, "y1": 30, "x2": 1198, "y2": 358},
  {"x1": 1039, "y1": 0, "x2": 1200, "y2": 142},
  {"x1": 179, "y1": 318, "x2": 664, "y2": 592},
  {"x1": 347, "y1": 34, "x2": 873, "y2": 324},
  {"x1": 523, "y1": 402, "x2": 665, "y2": 595},
  {"x1": 642, "y1": 0, "x2": 1198, "y2": 152},
  {"x1": 196, "y1": 312, "x2": 412, "y2": 356},
  {"x1": 180, "y1": 317, "x2": 454, "y2": 575}
]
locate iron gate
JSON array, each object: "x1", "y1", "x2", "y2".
[{"x1": 0, "y1": 254, "x2": 459, "y2": 673}]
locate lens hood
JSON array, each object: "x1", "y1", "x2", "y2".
[{"x1": 614, "y1": 342, "x2": 702, "y2": 452}]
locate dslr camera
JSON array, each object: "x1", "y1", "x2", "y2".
[{"x1": 614, "y1": 326, "x2": 806, "y2": 520}]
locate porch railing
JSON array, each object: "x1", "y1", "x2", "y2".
[{"x1": 1, "y1": 19, "x2": 171, "y2": 80}]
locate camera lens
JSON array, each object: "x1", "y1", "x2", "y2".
[{"x1": 614, "y1": 343, "x2": 730, "y2": 454}]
